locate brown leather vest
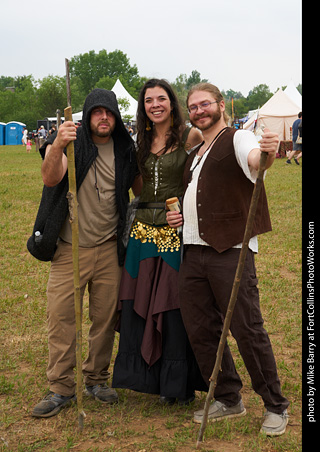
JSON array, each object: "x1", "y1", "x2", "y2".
[{"x1": 183, "y1": 128, "x2": 272, "y2": 253}]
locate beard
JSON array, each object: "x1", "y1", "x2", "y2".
[
  {"x1": 190, "y1": 108, "x2": 222, "y2": 131},
  {"x1": 90, "y1": 121, "x2": 115, "y2": 138}
]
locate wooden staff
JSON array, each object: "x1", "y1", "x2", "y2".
[
  {"x1": 64, "y1": 58, "x2": 85, "y2": 430},
  {"x1": 56, "y1": 109, "x2": 61, "y2": 130},
  {"x1": 196, "y1": 151, "x2": 268, "y2": 447}
]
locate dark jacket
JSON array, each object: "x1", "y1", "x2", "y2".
[
  {"x1": 27, "y1": 88, "x2": 138, "y2": 266},
  {"x1": 183, "y1": 128, "x2": 271, "y2": 253},
  {"x1": 292, "y1": 117, "x2": 302, "y2": 142}
]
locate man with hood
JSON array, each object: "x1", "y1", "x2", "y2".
[{"x1": 28, "y1": 89, "x2": 140, "y2": 418}]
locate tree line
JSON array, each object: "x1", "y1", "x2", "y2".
[{"x1": 0, "y1": 49, "x2": 302, "y2": 131}]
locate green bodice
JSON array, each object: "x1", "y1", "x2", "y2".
[{"x1": 135, "y1": 144, "x2": 188, "y2": 225}]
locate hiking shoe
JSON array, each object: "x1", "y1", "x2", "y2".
[
  {"x1": 294, "y1": 158, "x2": 300, "y2": 165},
  {"x1": 32, "y1": 391, "x2": 76, "y2": 418},
  {"x1": 85, "y1": 383, "x2": 118, "y2": 404},
  {"x1": 193, "y1": 399, "x2": 246, "y2": 424},
  {"x1": 260, "y1": 410, "x2": 289, "y2": 436}
]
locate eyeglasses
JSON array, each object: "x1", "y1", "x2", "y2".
[{"x1": 188, "y1": 101, "x2": 218, "y2": 114}]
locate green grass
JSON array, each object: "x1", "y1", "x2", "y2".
[{"x1": 0, "y1": 145, "x2": 302, "y2": 452}]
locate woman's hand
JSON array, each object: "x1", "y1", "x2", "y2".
[{"x1": 166, "y1": 210, "x2": 183, "y2": 229}]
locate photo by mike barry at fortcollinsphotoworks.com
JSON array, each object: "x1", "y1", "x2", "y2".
[{"x1": 304, "y1": 221, "x2": 317, "y2": 429}]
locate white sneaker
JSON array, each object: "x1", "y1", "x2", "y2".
[
  {"x1": 260, "y1": 410, "x2": 289, "y2": 436},
  {"x1": 193, "y1": 399, "x2": 246, "y2": 424}
]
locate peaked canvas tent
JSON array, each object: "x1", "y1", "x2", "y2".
[
  {"x1": 284, "y1": 82, "x2": 302, "y2": 110},
  {"x1": 70, "y1": 79, "x2": 138, "y2": 122},
  {"x1": 243, "y1": 89, "x2": 300, "y2": 141}
]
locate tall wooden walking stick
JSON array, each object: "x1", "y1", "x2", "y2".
[
  {"x1": 64, "y1": 58, "x2": 85, "y2": 430},
  {"x1": 196, "y1": 150, "x2": 268, "y2": 448},
  {"x1": 56, "y1": 109, "x2": 61, "y2": 130}
]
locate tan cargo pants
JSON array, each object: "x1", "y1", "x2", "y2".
[{"x1": 46, "y1": 239, "x2": 122, "y2": 396}]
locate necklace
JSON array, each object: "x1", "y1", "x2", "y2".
[
  {"x1": 155, "y1": 146, "x2": 166, "y2": 156},
  {"x1": 188, "y1": 127, "x2": 228, "y2": 182}
]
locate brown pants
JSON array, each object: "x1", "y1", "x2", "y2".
[
  {"x1": 46, "y1": 239, "x2": 122, "y2": 396},
  {"x1": 179, "y1": 245, "x2": 289, "y2": 414}
]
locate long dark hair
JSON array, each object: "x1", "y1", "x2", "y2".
[{"x1": 136, "y1": 79, "x2": 184, "y2": 179}]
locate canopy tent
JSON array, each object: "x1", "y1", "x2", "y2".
[
  {"x1": 243, "y1": 89, "x2": 300, "y2": 141},
  {"x1": 68, "y1": 79, "x2": 138, "y2": 122},
  {"x1": 72, "y1": 111, "x2": 83, "y2": 122},
  {"x1": 46, "y1": 112, "x2": 83, "y2": 123}
]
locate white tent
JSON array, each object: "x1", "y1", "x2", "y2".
[
  {"x1": 111, "y1": 79, "x2": 138, "y2": 120},
  {"x1": 69, "y1": 79, "x2": 138, "y2": 122},
  {"x1": 243, "y1": 89, "x2": 300, "y2": 141},
  {"x1": 72, "y1": 111, "x2": 83, "y2": 122}
]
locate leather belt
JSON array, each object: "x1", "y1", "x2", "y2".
[{"x1": 137, "y1": 202, "x2": 166, "y2": 209}]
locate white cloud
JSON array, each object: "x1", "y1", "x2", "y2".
[{"x1": 1, "y1": 0, "x2": 302, "y2": 96}]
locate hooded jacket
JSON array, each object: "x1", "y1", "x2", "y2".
[{"x1": 27, "y1": 88, "x2": 138, "y2": 266}]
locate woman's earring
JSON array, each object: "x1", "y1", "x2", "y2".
[
  {"x1": 146, "y1": 118, "x2": 151, "y2": 131},
  {"x1": 171, "y1": 112, "x2": 174, "y2": 127}
]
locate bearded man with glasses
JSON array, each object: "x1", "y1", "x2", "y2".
[{"x1": 167, "y1": 83, "x2": 289, "y2": 437}]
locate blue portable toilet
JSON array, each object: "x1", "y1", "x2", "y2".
[
  {"x1": 5, "y1": 121, "x2": 26, "y2": 145},
  {"x1": 0, "y1": 122, "x2": 5, "y2": 145}
]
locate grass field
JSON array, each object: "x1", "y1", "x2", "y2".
[{"x1": 0, "y1": 144, "x2": 302, "y2": 452}]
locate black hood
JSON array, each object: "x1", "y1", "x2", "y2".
[
  {"x1": 79, "y1": 88, "x2": 132, "y2": 149},
  {"x1": 40, "y1": 88, "x2": 133, "y2": 160}
]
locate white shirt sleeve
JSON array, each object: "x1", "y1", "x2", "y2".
[
  {"x1": 233, "y1": 130, "x2": 260, "y2": 183},
  {"x1": 233, "y1": 129, "x2": 261, "y2": 252}
]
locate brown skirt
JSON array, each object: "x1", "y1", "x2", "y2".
[{"x1": 112, "y1": 236, "x2": 207, "y2": 398}]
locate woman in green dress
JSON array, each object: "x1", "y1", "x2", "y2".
[{"x1": 112, "y1": 79, "x2": 207, "y2": 403}]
